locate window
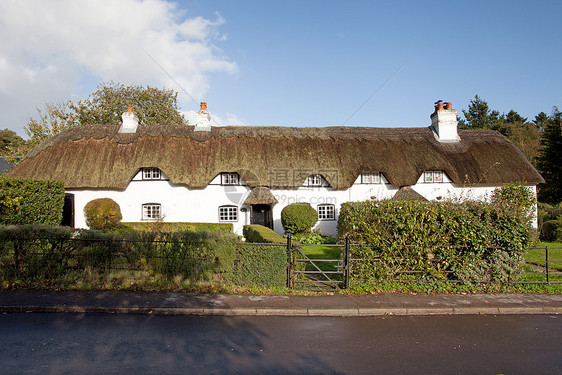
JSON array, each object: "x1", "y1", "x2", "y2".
[
  {"x1": 142, "y1": 203, "x2": 161, "y2": 220},
  {"x1": 424, "y1": 171, "x2": 444, "y2": 183},
  {"x1": 142, "y1": 168, "x2": 161, "y2": 180},
  {"x1": 306, "y1": 174, "x2": 324, "y2": 187},
  {"x1": 318, "y1": 204, "x2": 335, "y2": 220},
  {"x1": 219, "y1": 205, "x2": 238, "y2": 222},
  {"x1": 221, "y1": 173, "x2": 239, "y2": 185},
  {"x1": 361, "y1": 172, "x2": 381, "y2": 184}
]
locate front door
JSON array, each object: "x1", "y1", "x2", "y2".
[
  {"x1": 251, "y1": 204, "x2": 273, "y2": 229},
  {"x1": 61, "y1": 193, "x2": 75, "y2": 228}
]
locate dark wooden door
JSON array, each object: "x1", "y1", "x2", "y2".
[
  {"x1": 251, "y1": 204, "x2": 273, "y2": 229},
  {"x1": 61, "y1": 193, "x2": 75, "y2": 228}
]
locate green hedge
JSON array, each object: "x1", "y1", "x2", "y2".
[
  {"x1": 0, "y1": 177, "x2": 65, "y2": 225},
  {"x1": 123, "y1": 222, "x2": 233, "y2": 233},
  {"x1": 0, "y1": 225, "x2": 238, "y2": 284},
  {"x1": 243, "y1": 224, "x2": 285, "y2": 243},
  {"x1": 338, "y1": 199, "x2": 534, "y2": 284},
  {"x1": 84, "y1": 198, "x2": 122, "y2": 230},
  {"x1": 228, "y1": 244, "x2": 287, "y2": 288},
  {"x1": 281, "y1": 203, "x2": 318, "y2": 234}
]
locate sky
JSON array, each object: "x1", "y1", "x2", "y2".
[{"x1": 1, "y1": 0, "x2": 561, "y2": 137}]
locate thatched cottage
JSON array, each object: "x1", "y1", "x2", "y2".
[{"x1": 9, "y1": 101, "x2": 543, "y2": 235}]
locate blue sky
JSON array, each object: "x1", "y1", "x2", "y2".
[{"x1": 1, "y1": 0, "x2": 561, "y2": 135}]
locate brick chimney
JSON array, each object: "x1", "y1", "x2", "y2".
[
  {"x1": 119, "y1": 105, "x2": 139, "y2": 133},
  {"x1": 430, "y1": 100, "x2": 459, "y2": 142},
  {"x1": 195, "y1": 102, "x2": 211, "y2": 132}
]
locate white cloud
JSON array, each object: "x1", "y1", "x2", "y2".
[{"x1": 0, "y1": 0, "x2": 237, "y2": 135}]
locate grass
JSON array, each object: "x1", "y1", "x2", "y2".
[{"x1": 523, "y1": 242, "x2": 562, "y2": 271}]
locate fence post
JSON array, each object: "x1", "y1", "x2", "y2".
[
  {"x1": 344, "y1": 235, "x2": 350, "y2": 289},
  {"x1": 286, "y1": 234, "x2": 292, "y2": 289},
  {"x1": 545, "y1": 246, "x2": 549, "y2": 284}
]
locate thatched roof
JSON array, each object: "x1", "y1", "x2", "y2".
[
  {"x1": 244, "y1": 187, "x2": 278, "y2": 205},
  {"x1": 8, "y1": 125, "x2": 543, "y2": 190},
  {"x1": 391, "y1": 186, "x2": 429, "y2": 202}
]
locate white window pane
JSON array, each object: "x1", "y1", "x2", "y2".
[{"x1": 424, "y1": 171, "x2": 433, "y2": 183}]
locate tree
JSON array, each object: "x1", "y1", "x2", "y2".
[
  {"x1": 0, "y1": 129, "x2": 24, "y2": 156},
  {"x1": 459, "y1": 95, "x2": 501, "y2": 129},
  {"x1": 24, "y1": 82, "x2": 187, "y2": 150},
  {"x1": 536, "y1": 107, "x2": 562, "y2": 204}
]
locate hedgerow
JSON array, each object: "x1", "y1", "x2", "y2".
[
  {"x1": 281, "y1": 203, "x2": 318, "y2": 234},
  {"x1": 338, "y1": 192, "x2": 535, "y2": 284},
  {"x1": 0, "y1": 177, "x2": 65, "y2": 225}
]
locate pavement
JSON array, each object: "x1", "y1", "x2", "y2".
[{"x1": 0, "y1": 290, "x2": 561, "y2": 316}]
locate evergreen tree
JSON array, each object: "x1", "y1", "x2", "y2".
[
  {"x1": 459, "y1": 95, "x2": 501, "y2": 129},
  {"x1": 536, "y1": 107, "x2": 562, "y2": 204}
]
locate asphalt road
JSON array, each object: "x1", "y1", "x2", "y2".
[{"x1": 1, "y1": 313, "x2": 560, "y2": 374}]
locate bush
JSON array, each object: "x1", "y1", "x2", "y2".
[
  {"x1": 0, "y1": 177, "x2": 65, "y2": 225},
  {"x1": 123, "y1": 222, "x2": 233, "y2": 233},
  {"x1": 338, "y1": 199, "x2": 534, "y2": 284},
  {"x1": 281, "y1": 203, "x2": 318, "y2": 234},
  {"x1": 541, "y1": 220, "x2": 561, "y2": 242},
  {"x1": 243, "y1": 224, "x2": 285, "y2": 243},
  {"x1": 228, "y1": 244, "x2": 287, "y2": 288},
  {"x1": 84, "y1": 198, "x2": 122, "y2": 231}
]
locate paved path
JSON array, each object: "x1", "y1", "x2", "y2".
[{"x1": 1, "y1": 290, "x2": 561, "y2": 316}]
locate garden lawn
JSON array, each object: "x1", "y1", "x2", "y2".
[{"x1": 524, "y1": 242, "x2": 562, "y2": 272}]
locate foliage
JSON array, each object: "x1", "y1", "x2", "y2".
[
  {"x1": 292, "y1": 230, "x2": 337, "y2": 244},
  {"x1": 18, "y1": 82, "x2": 187, "y2": 159},
  {"x1": 84, "y1": 198, "x2": 122, "y2": 231},
  {"x1": 281, "y1": 203, "x2": 318, "y2": 234},
  {"x1": 459, "y1": 95, "x2": 501, "y2": 129},
  {"x1": 540, "y1": 220, "x2": 561, "y2": 242},
  {"x1": 0, "y1": 226, "x2": 239, "y2": 286},
  {"x1": 0, "y1": 129, "x2": 24, "y2": 159},
  {"x1": 491, "y1": 183, "x2": 537, "y2": 211},
  {"x1": 536, "y1": 107, "x2": 562, "y2": 204},
  {"x1": 0, "y1": 177, "x2": 65, "y2": 225},
  {"x1": 243, "y1": 224, "x2": 285, "y2": 243},
  {"x1": 338, "y1": 197, "x2": 534, "y2": 284},
  {"x1": 123, "y1": 222, "x2": 233, "y2": 233},
  {"x1": 228, "y1": 244, "x2": 287, "y2": 288}
]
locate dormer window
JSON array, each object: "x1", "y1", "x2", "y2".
[
  {"x1": 361, "y1": 172, "x2": 381, "y2": 184},
  {"x1": 221, "y1": 172, "x2": 239, "y2": 185},
  {"x1": 142, "y1": 168, "x2": 161, "y2": 180},
  {"x1": 305, "y1": 174, "x2": 329, "y2": 187},
  {"x1": 424, "y1": 170, "x2": 444, "y2": 183}
]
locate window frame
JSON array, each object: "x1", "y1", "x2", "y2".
[
  {"x1": 424, "y1": 170, "x2": 444, "y2": 183},
  {"x1": 305, "y1": 174, "x2": 324, "y2": 187},
  {"x1": 317, "y1": 204, "x2": 335, "y2": 221},
  {"x1": 142, "y1": 203, "x2": 162, "y2": 220},
  {"x1": 218, "y1": 205, "x2": 239, "y2": 222},
  {"x1": 142, "y1": 167, "x2": 161, "y2": 180},
  {"x1": 221, "y1": 172, "x2": 240, "y2": 186},
  {"x1": 360, "y1": 172, "x2": 381, "y2": 184}
]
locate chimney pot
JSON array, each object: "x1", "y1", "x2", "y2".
[
  {"x1": 201, "y1": 102, "x2": 207, "y2": 111},
  {"x1": 127, "y1": 104, "x2": 134, "y2": 113}
]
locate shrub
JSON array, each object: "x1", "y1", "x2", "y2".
[
  {"x1": 123, "y1": 222, "x2": 233, "y2": 233},
  {"x1": 84, "y1": 198, "x2": 122, "y2": 231},
  {"x1": 281, "y1": 203, "x2": 318, "y2": 234},
  {"x1": 0, "y1": 177, "x2": 65, "y2": 225},
  {"x1": 243, "y1": 224, "x2": 285, "y2": 243},
  {"x1": 228, "y1": 244, "x2": 287, "y2": 288},
  {"x1": 338, "y1": 199, "x2": 534, "y2": 284},
  {"x1": 541, "y1": 220, "x2": 561, "y2": 241}
]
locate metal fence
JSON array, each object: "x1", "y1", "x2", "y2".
[{"x1": 1, "y1": 237, "x2": 560, "y2": 290}]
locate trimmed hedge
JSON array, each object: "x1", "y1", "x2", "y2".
[
  {"x1": 123, "y1": 222, "x2": 233, "y2": 233},
  {"x1": 0, "y1": 225, "x2": 287, "y2": 289},
  {"x1": 243, "y1": 224, "x2": 285, "y2": 243},
  {"x1": 0, "y1": 177, "x2": 65, "y2": 225},
  {"x1": 84, "y1": 198, "x2": 122, "y2": 230},
  {"x1": 228, "y1": 244, "x2": 287, "y2": 288},
  {"x1": 338, "y1": 199, "x2": 534, "y2": 284},
  {"x1": 281, "y1": 203, "x2": 318, "y2": 234}
]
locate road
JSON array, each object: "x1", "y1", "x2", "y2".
[{"x1": 1, "y1": 313, "x2": 560, "y2": 374}]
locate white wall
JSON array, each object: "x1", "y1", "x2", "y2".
[{"x1": 68, "y1": 169, "x2": 538, "y2": 236}]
